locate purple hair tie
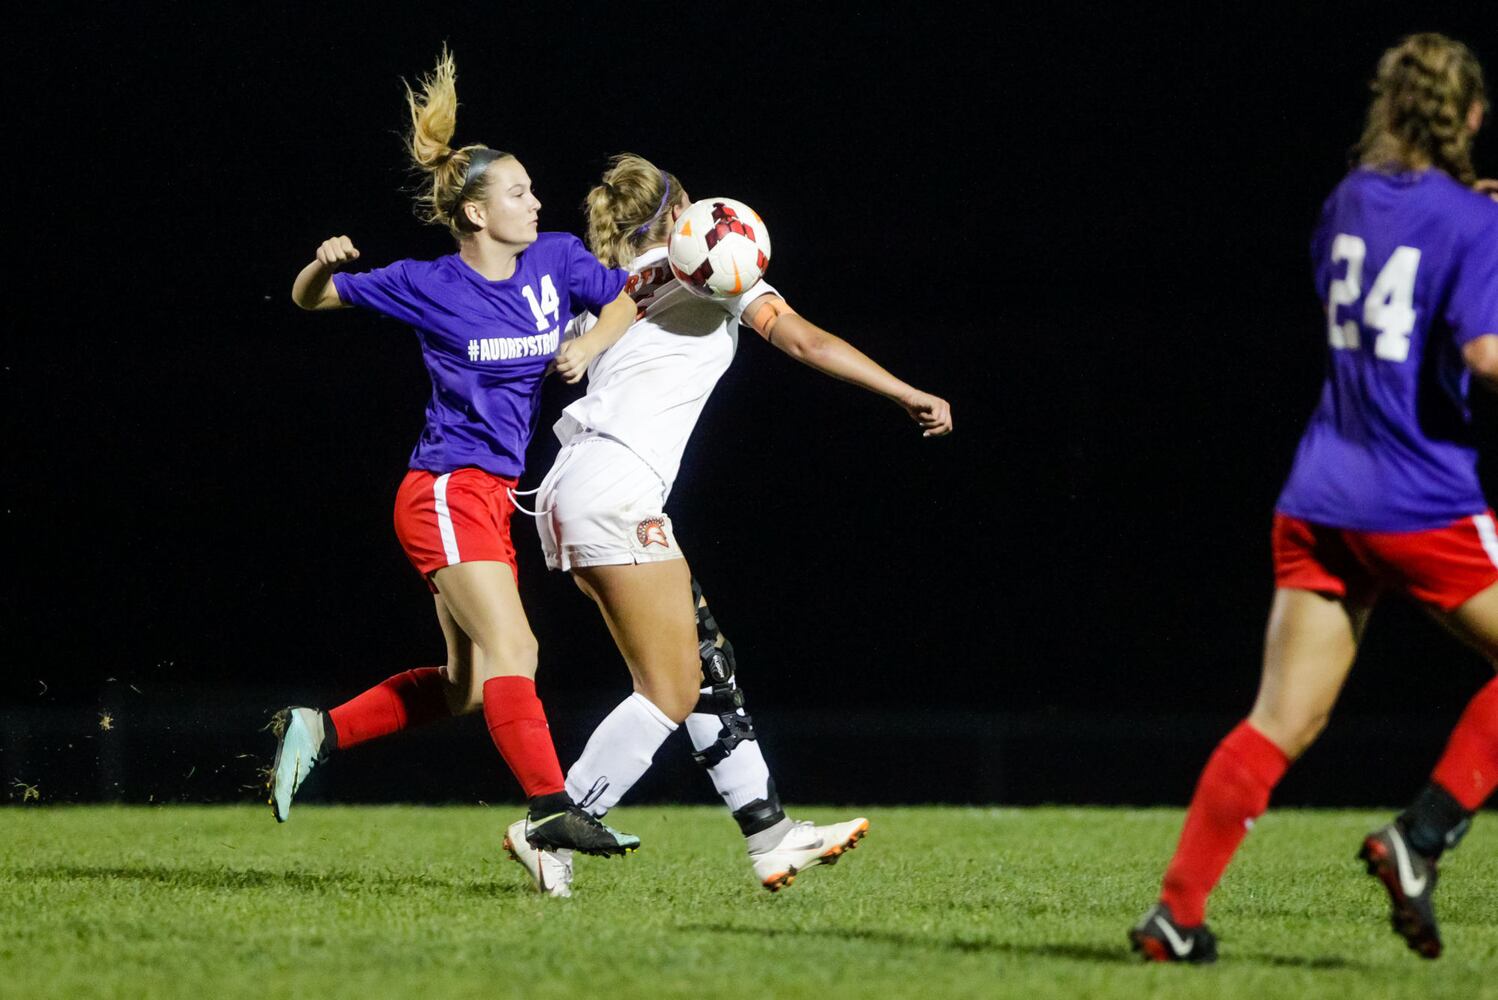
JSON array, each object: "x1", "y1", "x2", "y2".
[{"x1": 634, "y1": 172, "x2": 671, "y2": 236}]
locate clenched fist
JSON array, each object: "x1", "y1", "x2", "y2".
[
  {"x1": 315, "y1": 236, "x2": 361, "y2": 270},
  {"x1": 553, "y1": 337, "x2": 594, "y2": 384}
]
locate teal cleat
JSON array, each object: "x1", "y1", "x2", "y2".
[
  {"x1": 525, "y1": 803, "x2": 640, "y2": 857},
  {"x1": 267, "y1": 707, "x2": 325, "y2": 822}
]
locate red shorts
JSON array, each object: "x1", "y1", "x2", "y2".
[
  {"x1": 1272, "y1": 511, "x2": 1498, "y2": 611},
  {"x1": 393, "y1": 468, "x2": 519, "y2": 588}
]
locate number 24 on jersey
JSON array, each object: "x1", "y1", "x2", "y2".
[{"x1": 1327, "y1": 234, "x2": 1421, "y2": 362}]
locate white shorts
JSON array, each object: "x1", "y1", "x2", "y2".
[{"x1": 532, "y1": 435, "x2": 682, "y2": 572}]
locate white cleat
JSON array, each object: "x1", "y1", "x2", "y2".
[
  {"x1": 503, "y1": 818, "x2": 573, "y2": 898},
  {"x1": 268, "y1": 707, "x2": 324, "y2": 823},
  {"x1": 751, "y1": 817, "x2": 869, "y2": 892}
]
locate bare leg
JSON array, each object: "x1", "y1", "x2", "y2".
[
  {"x1": 431, "y1": 560, "x2": 568, "y2": 803},
  {"x1": 1427, "y1": 579, "x2": 1498, "y2": 667},
  {"x1": 431, "y1": 593, "x2": 475, "y2": 715},
  {"x1": 429, "y1": 561, "x2": 540, "y2": 689},
  {"x1": 1249, "y1": 588, "x2": 1370, "y2": 759},
  {"x1": 572, "y1": 559, "x2": 701, "y2": 722},
  {"x1": 557, "y1": 558, "x2": 702, "y2": 816}
]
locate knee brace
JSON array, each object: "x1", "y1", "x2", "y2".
[{"x1": 690, "y1": 578, "x2": 758, "y2": 768}]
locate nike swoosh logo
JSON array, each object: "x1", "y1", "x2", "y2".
[
  {"x1": 528, "y1": 812, "x2": 566, "y2": 831},
  {"x1": 1390, "y1": 831, "x2": 1428, "y2": 896},
  {"x1": 1153, "y1": 915, "x2": 1194, "y2": 957},
  {"x1": 508, "y1": 834, "x2": 553, "y2": 894}
]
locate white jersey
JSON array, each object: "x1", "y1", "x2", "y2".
[{"x1": 555, "y1": 245, "x2": 777, "y2": 491}]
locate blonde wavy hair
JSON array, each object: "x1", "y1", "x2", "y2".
[
  {"x1": 1355, "y1": 33, "x2": 1488, "y2": 185},
  {"x1": 404, "y1": 46, "x2": 510, "y2": 237},
  {"x1": 583, "y1": 153, "x2": 685, "y2": 267}
]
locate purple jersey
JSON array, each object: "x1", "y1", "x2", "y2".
[
  {"x1": 332, "y1": 233, "x2": 627, "y2": 478},
  {"x1": 1276, "y1": 169, "x2": 1498, "y2": 532}
]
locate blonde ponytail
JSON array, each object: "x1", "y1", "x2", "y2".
[{"x1": 403, "y1": 46, "x2": 510, "y2": 237}]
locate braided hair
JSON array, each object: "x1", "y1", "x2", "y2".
[{"x1": 1355, "y1": 33, "x2": 1487, "y2": 186}]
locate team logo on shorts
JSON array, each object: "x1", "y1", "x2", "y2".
[{"x1": 636, "y1": 517, "x2": 670, "y2": 548}]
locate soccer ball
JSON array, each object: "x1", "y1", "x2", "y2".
[{"x1": 667, "y1": 197, "x2": 771, "y2": 299}]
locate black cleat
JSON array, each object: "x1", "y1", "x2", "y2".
[
  {"x1": 1129, "y1": 903, "x2": 1218, "y2": 964},
  {"x1": 525, "y1": 803, "x2": 640, "y2": 857},
  {"x1": 1359, "y1": 822, "x2": 1441, "y2": 959}
]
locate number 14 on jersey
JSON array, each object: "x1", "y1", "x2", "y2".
[
  {"x1": 1327, "y1": 234, "x2": 1421, "y2": 362},
  {"x1": 520, "y1": 275, "x2": 561, "y2": 332}
]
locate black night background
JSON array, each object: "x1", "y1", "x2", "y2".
[{"x1": 5, "y1": 2, "x2": 1496, "y2": 810}]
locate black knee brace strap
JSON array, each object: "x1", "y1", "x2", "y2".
[
  {"x1": 690, "y1": 579, "x2": 758, "y2": 768},
  {"x1": 693, "y1": 638, "x2": 758, "y2": 767}
]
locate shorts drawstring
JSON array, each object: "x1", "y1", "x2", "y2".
[
  {"x1": 509, "y1": 429, "x2": 604, "y2": 518},
  {"x1": 507, "y1": 484, "x2": 554, "y2": 517}
]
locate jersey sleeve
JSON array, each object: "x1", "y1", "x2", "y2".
[
  {"x1": 720, "y1": 279, "x2": 781, "y2": 322},
  {"x1": 1446, "y1": 212, "x2": 1498, "y2": 346},
  {"x1": 562, "y1": 234, "x2": 629, "y2": 314},
  {"x1": 331, "y1": 260, "x2": 425, "y2": 327}
]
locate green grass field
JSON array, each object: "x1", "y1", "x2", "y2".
[{"x1": 0, "y1": 806, "x2": 1493, "y2": 999}]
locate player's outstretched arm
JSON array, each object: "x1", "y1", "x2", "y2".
[
  {"x1": 1463, "y1": 334, "x2": 1498, "y2": 392},
  {"x1": 291, "y1": 236, "x2": 360, "y2": 311},
  {"x1": 748, "y1": 294, "x2": 952, "y2": 437},
  {"x1": 554, "y1": 290, "x2": 636, "y2": 383}
]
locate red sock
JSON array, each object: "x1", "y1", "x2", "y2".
[
  {"x1": 1159, "y1": 721, "x2": 1289, "y2": 926},
  {"x1": 1431, "y1": 676, "x2": 1498, "y2": 811},
  {"x1": 482, "y1": 676, "x2": 566, "y2": 798},
  {"x1": 327, "y1": 667, "x2": 451, "y2": 750}
]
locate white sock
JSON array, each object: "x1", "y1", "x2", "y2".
[
  {"x1": 686, "y1": 687, "x2": 773, "y2": 813},
  {"x1": 565, "y1": 692, "x2": 677, "y2": 816}
]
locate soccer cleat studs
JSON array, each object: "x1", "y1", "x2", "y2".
[{"x1": 1359, "y1": 823, "x2": 1442, "y2": 959}]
